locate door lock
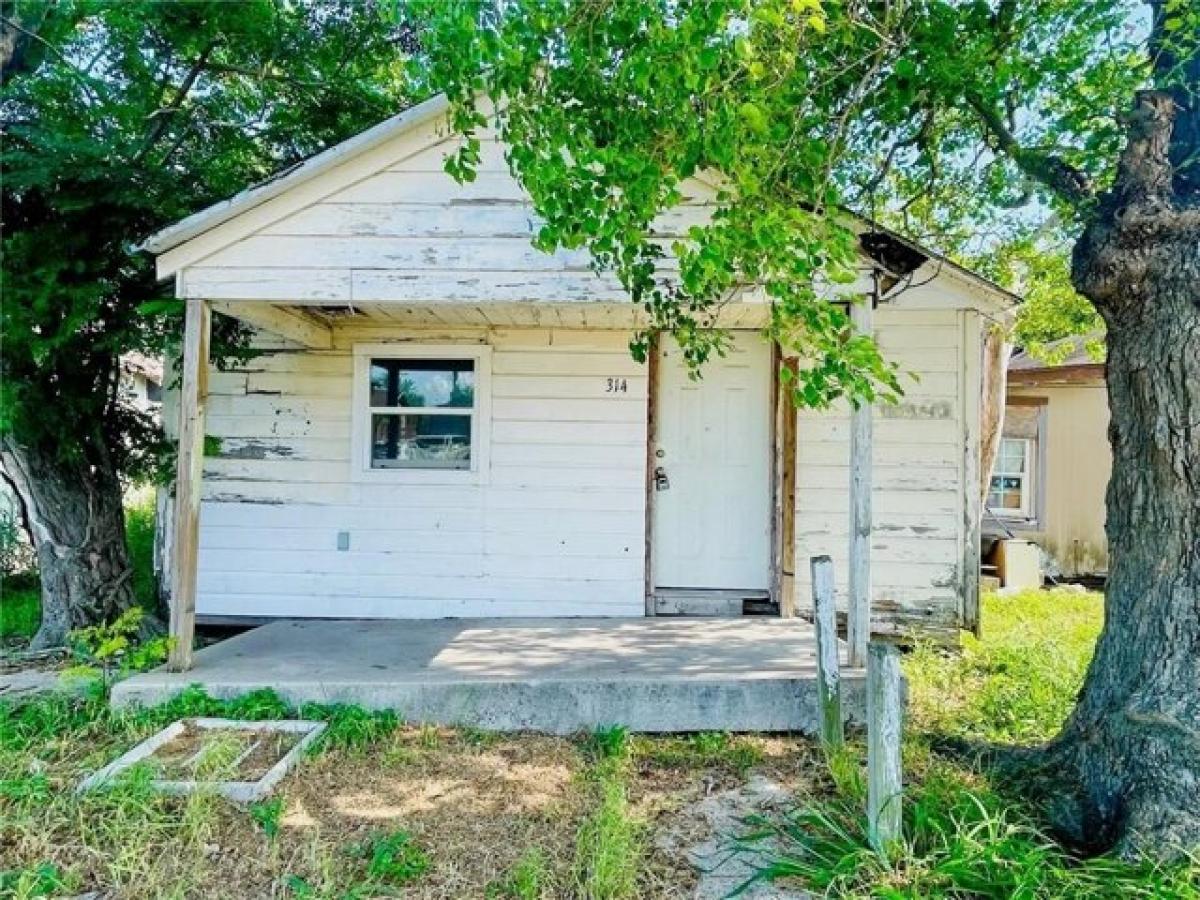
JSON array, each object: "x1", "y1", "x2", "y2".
[{"x1": 654, "y1": 466, "x2": 670, "y2": 491}]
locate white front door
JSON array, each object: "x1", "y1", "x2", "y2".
[{"x1": 653, "y1": 332, "x2": 773, "y2": 591}]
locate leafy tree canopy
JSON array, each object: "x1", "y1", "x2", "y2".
[
  {"x1": 411, "y1": 0, "x2": 1188, "y2": 394},
  {"x1": 1, "y1": 0, "x2": 412, "y2": 476}
]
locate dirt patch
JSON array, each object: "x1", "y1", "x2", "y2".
[
  {"x1": 238, "y1": 727, "x2": 588, "y2": 898},
  {"x1": 149, "y1": 724, "x2": 303, "y2": 782},
  {"x1": 629, "y1": 735, "x2": 827, "y2": 899}
]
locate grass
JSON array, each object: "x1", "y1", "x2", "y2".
[
  {"x1": 572, "y1": 726, "x2": 645, "y2": 900},
  {"x1": 0, "y1": 577, "x2": 39, "y2": 641},
  {"x1": 745, "y1": 588, "x2": 1200, "y2": 898},
  {"x1": 2, "y1": 588, "x2": 1198, "y2": 898},
  {"x1": 906, "y1": 588, "x2": 1104, "y2": 743}
]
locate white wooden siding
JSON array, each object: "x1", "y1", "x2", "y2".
[
  {"x1": 793, "y1": 306, "x2": 973, "y2": 637},
  {"x1": 157, "y1": 112, "x2": 992, "y2": 633},
  {"x1": 177, "y1": 136, "x2": 713, "y2": 305},
  {"x1": 195, "y1": 326, "x2": 648, "y2": 619}
]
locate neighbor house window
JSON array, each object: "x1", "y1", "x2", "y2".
[
  {"x1": 988, "y1": 437, "x2": 1034, "y2": 518},
  {"x1": 353, "y1": 345, "x2": 490, "y2": 481}
]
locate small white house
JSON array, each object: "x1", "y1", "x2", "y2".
[{"x1": 143, "y1": 95, "x2": 1013, "y2": 668}]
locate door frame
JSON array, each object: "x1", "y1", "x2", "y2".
[{"x1": 642, "y1": 333, "x2": 796, "y2": 616}]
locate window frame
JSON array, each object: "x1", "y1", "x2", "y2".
[
  {"x1": 988, "y1": 436, "x2": 1035, "y2": 520},
  {"x1": 351, "y1": 343, "x2": 491, "y2": 484}
]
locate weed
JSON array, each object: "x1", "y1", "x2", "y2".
[
  {"x1": 250, "y1": 796, "x2": 285, "y2": 839},
  {"x1": 487, "y1": 848, "x2": 552, "y2": 899},
  {"x1": 302, "y1": 703, "x2": 400, "y2": 752},
  {"x1": 585, "y1": 724, "x2": 630, "y2": 762},
  {"x1": 0, "y1": 862, "x2": 72, "y2": 899},
  {"x1": 572, "y1": 774, "x2": 642, "y2": 900},
  {"x1": 824, "y1": 742, "x2": 865, "y2": 801},
  {"x1": 66, "y1": 606, "x2": 173, "y2": 684},
  {"x1": 358, "y1": 829, "x2": 430, "y2": 886}
]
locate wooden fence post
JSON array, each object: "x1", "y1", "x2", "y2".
[
  {"x1": 810, "y1": 555, "x2": 843, "y2": 749},
  {"x1": 848, "y1": 295, "x2": 874, "y2": 669},
  {"x1": 867, "y1": 640, "x2": 903, "y2": 852}
]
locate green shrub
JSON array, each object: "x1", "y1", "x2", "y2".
[{"x1": 65, "y1": 606, "x2": 173, "y2": 684}]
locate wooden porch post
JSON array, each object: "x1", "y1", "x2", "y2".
[
  {"x1": 775, "y1": 354, "x2": 800, "y2": 617},
  {"x1": 167, "y1": 295, "x2": 211, "y2": 672},
  {"x1": 847, "y1": 286, "x2": 875, "y2": 668}
]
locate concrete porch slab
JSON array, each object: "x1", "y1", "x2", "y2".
[{"x1": 111, "y1": 618, "x2": 867, "y2": 734}]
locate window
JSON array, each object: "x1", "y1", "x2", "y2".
[
  {"x1": 352, "y1": 345, "x2": 490, "y2": 481},
  {"x1": 988, "y1": 437, "x2": 1034, "y2": 518}
]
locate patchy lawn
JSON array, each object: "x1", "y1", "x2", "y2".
[
  {"x1": 0, "y1": 689, "x2": 828, "y2": 899},
  {"x1": 2, "y1": 589, "x2": 1197, "y2": 899}
]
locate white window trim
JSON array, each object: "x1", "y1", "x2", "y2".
[
  {"x1": 989, "y1": 437, "x2": 1035, "y2": 520},
  {"x1": 351, "y1": 343, "x2": 491, "y2": 484}
]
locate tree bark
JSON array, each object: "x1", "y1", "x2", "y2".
[
  {"x1": 1050, "y1": 89, "x2": 1200, "y2": 858},
  {"x1": 0, "y1": 433, "x2": 138, "y2": 649}
]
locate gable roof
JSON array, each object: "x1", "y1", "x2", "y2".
[
  {"x1": 142, "y1": 93, "x2": 1017, "y2": 310},
  {"x1": 141, "y1": 94, "x2": 451, "y2": 257}
]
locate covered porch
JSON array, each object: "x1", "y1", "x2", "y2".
[{"x1": 113, "y1": 617, "x2": 866, "y2": 734}]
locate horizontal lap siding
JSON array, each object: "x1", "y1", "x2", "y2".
[
  {"x1": 197, "y1": 330, "x2": 648, "y2": 618},
  {"x1": 793, "y1": 307, "x2": 966, "y2": 637},
  {"x1": 181, "y1": 137, "x2": 708, "y2": 305}
]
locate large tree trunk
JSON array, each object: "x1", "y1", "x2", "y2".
[
  {"x1": 0, "y1": 434, "x2": 138, "y2": 649},
  {"x1": 1050, "y1": 90, "x2": 1200, "y2": 857}
]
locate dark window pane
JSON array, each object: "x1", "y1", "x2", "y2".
[
  {"x1": 369, "y1": 359, "x2": 474, "y2": 408},
  {"x1": 370, "y1": 414, "x2": 472, "y2": 469}
]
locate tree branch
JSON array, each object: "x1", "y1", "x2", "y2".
[
  {"x1": 133, "y1": 42, "x2": 216, "y2": 164},
  {"x1": 1, "y1": 4, "x2": 55, "y2": 82},
  {"x1": 966, "y1": 93, "x2": 1095, "y2": 209}
]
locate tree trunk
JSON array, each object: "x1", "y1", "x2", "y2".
[
  {"x1": 0, "y1": 434, "x2": 138, "y2": 649},
  {"x1": 1049, "y1": 90, "x2": 1200, "y2": 858}
]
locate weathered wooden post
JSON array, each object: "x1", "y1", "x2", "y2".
[
  {"x1": 167, "y1": 295, "x2": 211, "y2": 672},
  {"x1": 847, "y1": 294, "x2": 874, "y2": 669},
  {"x1": 866, "y1": 640, "x2": 903, "y2": 852},
  {"x1": 810, "y1": 555, "x2": 843, "y2": 749}
]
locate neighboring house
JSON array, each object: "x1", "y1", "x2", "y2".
[
  {"x1": 121, "y1": 352, "x2": 164, "y2": 412},
  {"x1": 988, "y1": 343, "x2": 1109, "y2": 579},
  {"x1": 142, "y1": 94, "x2": 1015, "y2": 644}
]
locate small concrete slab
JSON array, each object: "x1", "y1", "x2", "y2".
[
  {"x1": 111, "y1": 618, "x2": 867, "y2": 734},
  {"x1": 77, "y1": 717, "x2": 325, "y2": 802}
]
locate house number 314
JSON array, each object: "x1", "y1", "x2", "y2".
[{"x1": 605, "y1": 377, "x2": 628, "y2": 394}]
